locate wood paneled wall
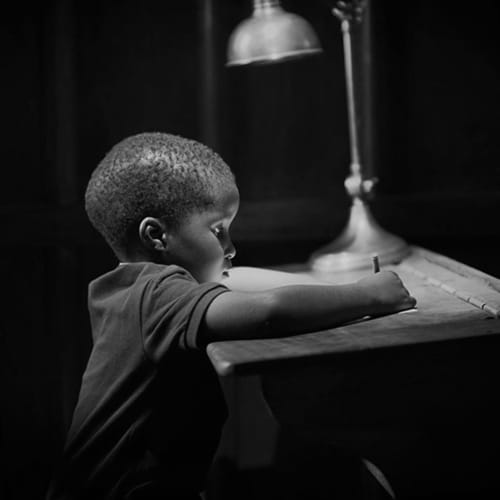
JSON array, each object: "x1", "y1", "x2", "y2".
[{"x1": 1, "y1": 0, "x2": 500, "y2": 498}]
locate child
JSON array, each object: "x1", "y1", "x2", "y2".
[{"x1": 46, "y1": 132, "x2": 415, "y2": 500}]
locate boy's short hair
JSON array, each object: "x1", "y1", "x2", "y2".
[{"x1": 85, "y1": 132, "x2": 236, "y2": 256}]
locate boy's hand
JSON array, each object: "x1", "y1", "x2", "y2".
[{"x1": 357, "y1": 271, "x2": 416, "y2": 316}]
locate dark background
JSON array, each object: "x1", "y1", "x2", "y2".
[{"x1": 1, "y1": 0, "x2": 500, "y2": 498}]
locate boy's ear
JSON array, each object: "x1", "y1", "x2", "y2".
[{"x1": 138, "y1": 217, "x2": 168, "y2": 251}]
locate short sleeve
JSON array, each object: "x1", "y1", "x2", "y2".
[{"x1": 140, "y1": 266, "x2": 228, "y2": 362}]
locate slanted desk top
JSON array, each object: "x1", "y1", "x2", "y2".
[{"x1": 207, "y1": 246, "x2": 500, "y2": 376}]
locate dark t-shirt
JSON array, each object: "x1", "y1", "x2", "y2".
[{"x1": 47, "y1": 262, "x2": 229, "y2": 500}]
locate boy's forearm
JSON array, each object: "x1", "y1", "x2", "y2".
[
  {"x1": 202, "y1": 283, "x2": 373, "y2": 343},
  {"x1": 204, "y1": 270, "x2": 416, "y2": 343},
  {"x1": 268, "y1": 283, "x2": 374, "y2": 334}
]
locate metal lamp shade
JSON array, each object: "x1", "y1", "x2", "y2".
[{"x1": 227, "y1": 4, "x2": 322, "y2": 66}]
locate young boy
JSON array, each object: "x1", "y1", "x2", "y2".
[{"x1": 47, "y1": 132, "x2": 415, "y2": 500}]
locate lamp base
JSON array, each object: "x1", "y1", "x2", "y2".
[{"x1": 309, "y1": 198, "x2": 410, "y2": 272}]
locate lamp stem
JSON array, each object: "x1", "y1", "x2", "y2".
[
  {"x1": 253, "y1": 0, "x2": 280, "y2": 14},
  {"x1": 309, "y1": 0, "x2": 409, "y2": 272},
  {"x1": 341, "y1": 19, "x2": 361, "y2": 170}
]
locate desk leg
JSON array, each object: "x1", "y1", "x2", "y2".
[
  {"x1": 207, "y1": 375, "x2": 280, "y2": 500},
  {"x1": 218, "y1": 374, "x2": 280, "y2": 469}
]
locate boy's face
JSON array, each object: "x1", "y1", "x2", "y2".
[{"x1": 164, "y1": 186, "x2": 240, "y2": 283}]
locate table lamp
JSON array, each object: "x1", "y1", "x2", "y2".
[{"x1": 227, "y1": 0, "x2": 409, "y2": 271}]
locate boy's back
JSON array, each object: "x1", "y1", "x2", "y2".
[{"x1": 47, "y1": 262, "x2": 228, "y2": 500}]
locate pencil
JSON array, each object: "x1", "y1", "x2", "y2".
[{"x1": 372, "y1": 254, "x2": 380, "y2": 273}]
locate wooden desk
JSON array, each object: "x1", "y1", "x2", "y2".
[{"x1": 207, "y1": 247, "x2": 500, "y2": 498}]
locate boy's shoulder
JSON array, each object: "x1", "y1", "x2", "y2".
[
  {"x1": 89, "y1": 262, "x2": 228, "y2": 305},
  {"x1": 87, "y1": 262, "x2": 229, "y2": 353},
  {"x1": 90, "y1": 262, "x2": 197, "y2": 292}
]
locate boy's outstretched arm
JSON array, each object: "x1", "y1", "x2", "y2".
[{"x1": 202, "y1": 271, "x2": 416, "y2": 343}]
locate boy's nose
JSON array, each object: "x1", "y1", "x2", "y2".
[{"x1": 225, "y1": 241, "x2": 236, "y2": 260}]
